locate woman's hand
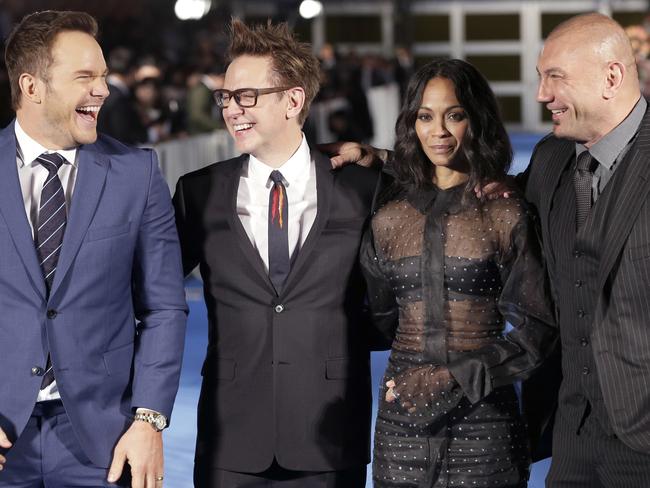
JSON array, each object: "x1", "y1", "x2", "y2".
[{"x1": 386, "y1": 365, "x2": 457, "y2": 414}]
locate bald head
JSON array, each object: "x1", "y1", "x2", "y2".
[
  {"x1": 548, "y1": 13, "x2": 636, "y2": 71},
  {"x1": 537, "y1": 13, "x2": 642, "y2": 146}
]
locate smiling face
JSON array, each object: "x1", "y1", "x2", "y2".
[
  {"x1": 19, "y1": 30, "x2": 109, "y2": 149},
  {"x1": 222, "y1": 54, "x2": 302, "y2": 166},
  {"x1": 415, "y1": 77, "x2": 469, "y2": 170},
  {"x1": 536, "y1": 34, "x2": 608, "y2": 145}
]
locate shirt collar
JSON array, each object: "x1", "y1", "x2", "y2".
[
  {"x1": 576, "y1": 96, "x2": 647, "y2": 169},
  {"x1": 247, "y1": 134, "x2": 311, "y2": 188},
  {"x1": 14, "y1": 119, "x2": 78, "y2": 168}
]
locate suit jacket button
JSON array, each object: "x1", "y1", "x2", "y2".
[
  {"x1": 47, "y1": 309, "x2": 57, "y2": 319},
  {"x1": 577, "y1": 309, "x2": 586, "y2": 318},
  {"x1": 31, "y1": 366, "x2": 44, "y2": 376},
  {"x1": 582, "y1": 366, "x2": 590, "y2": 375},
  {"x1": 274, "y1": 304, "x2": 284, "y2": 313},
  {"x1": 580, "y1": 337, "x2": 589, "y2": 347}
]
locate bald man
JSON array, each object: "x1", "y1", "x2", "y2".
[{"x1": 521, "y1": 12, "x2": 650, "y2": 487}]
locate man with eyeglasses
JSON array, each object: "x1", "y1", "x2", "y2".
[{"x1": 173, "y1": 19, "x2": 382, "y2": 488}]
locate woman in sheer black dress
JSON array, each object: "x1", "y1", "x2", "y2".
[{"x1": 360, "y1": 59, "x2": 557, "y2": 487}]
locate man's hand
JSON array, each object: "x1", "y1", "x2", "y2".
[
  {"x1": 0, "y1": 426, "x2": 12, "y2": 471},
  {"x1": 474, "y1": 175, "x2": 518, "y2": 200},
  {"x1": 108, "y1": 421, "x2": 164, "y2": 488},
  {"x1": 318, "y1": 141, "x2": 387, "y2": 169}
]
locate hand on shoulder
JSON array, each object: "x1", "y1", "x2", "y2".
[
  {"x1": 474, "y1": 175, "x2": 519, "y2": 200},
  {"x1": 318, "y1": 141, "x2": 388, "y2": 169}
]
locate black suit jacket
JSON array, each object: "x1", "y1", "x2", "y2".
[
  {"x1": 173, "y1": 150, "x2": 381, "y2": 473},
  {"x1": 522, "y1": 106, "x2": 650, "y2": 456}
]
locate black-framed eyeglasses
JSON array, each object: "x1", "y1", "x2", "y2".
[{"x1": 213, "y1": 86, "x2": 293, "y2": 108}]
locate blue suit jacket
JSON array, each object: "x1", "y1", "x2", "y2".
[{"x1": 0, "y1": 122, "x2": 187, "y2": 467}]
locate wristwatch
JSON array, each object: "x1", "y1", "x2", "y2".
[{"x1": 133, "y1": 411, "x2": 168, "y2": 431}]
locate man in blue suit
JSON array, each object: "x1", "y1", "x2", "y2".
[{"x1": 0, "y1": 10, "x2": 187, "y2": 487}]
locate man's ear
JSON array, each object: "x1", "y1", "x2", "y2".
[
  {"x1": 286, "y1": 87, "x2": 305, "y2": 120},
  {"x1": 603, "y1": 61, "x2": 625, "y2": 99},
  {"x1": 18, "y1": 73, "x2": 43, "y2": 104}
]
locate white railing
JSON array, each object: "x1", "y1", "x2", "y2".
[{"x1": 152, "y1": 130, "x2": 237, "y2": 191}]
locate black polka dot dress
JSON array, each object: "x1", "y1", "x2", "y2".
[{"x1": 361, "y1": 184, "x2": 556, "y2": 488}]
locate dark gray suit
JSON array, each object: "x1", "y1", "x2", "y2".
[{"x1": 522, "y1": 108, "x2": 650, "y2": 485}]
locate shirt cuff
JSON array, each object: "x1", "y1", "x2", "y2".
[{"x1": 135, "y1": 407, "x2": 162, "y2": 415}]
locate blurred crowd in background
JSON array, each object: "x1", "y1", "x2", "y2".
[
  {"x1": 2, "y1": 2, "x2": 650, "y2": 146},
  {"x1": 0, "y1": 2, "x2": 415, "y2": 146}
]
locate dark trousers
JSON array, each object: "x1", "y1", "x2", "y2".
[
  {"x1": 547, "y1": 407, "x2": 650, "y2": 487},
  {"x1": 195, "y1": 459, "x2": 366, "y2": 488},
  {"x1": 0, "y1": 401, "x2": 129, "y2": 488}
]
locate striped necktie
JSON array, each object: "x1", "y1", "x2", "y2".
[{"x1": 35, "y1": 152, "x2": 67, "y2": 389}]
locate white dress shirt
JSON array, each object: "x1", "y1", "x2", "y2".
[
  {"x1": 15, "y1": 120, "x2": 78, "y2": 402},
  {"x1": 236, "y1": 134, "x2": 317, "y2": 272}
]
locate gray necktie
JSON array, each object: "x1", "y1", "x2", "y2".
[{"x1": 573, "y1": 151, "x2": 594, "y2": 229}]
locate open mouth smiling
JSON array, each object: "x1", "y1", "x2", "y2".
[
  {"x1": 75, "y1": 105, "x2": 101, "y2": 121},
  {"x1": 233, "y1": 123, "x2": 254, "y2": 132}
]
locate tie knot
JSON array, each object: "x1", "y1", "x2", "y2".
[
  {"x1": 576, "y1": 151, "x2": 594, "y2": 172},
  {"x1": 269, "y1": 170, "x2": 285, "y2": 185},
  {"x1": 37, "y1": 152, "x2": 65, "y2": 174}
]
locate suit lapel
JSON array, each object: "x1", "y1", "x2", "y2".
[
  {"x1": 49, "y1": 145, "x2": 109, "y2": 298},
  {"x1": 282, "y1": 150, "x2": 333, "y2": 296},
  {"x1": 596, "y1": 114, "x2": 650, "y2": 290},
  {"x1": 0, "y1": 122, "x2": 47, "y2": 298},
  {"x1": 534, "y1": 137, "x2": 574, "y2": 273},
  {"x1": 224, "y1": 155, "x2": 274, "y2": 288}
]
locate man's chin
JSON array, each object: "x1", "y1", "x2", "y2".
[
  {"x1": 76, "y1": 131, "x2": 98, "y2": 146},
  {"x1": 552, "y1": 126, "x2": 583, "y2": 142},
  {"x1": 234, "y1": 141, "x2": 253, "y2": 155},
  {"x1": 551, "y1": 123, "x2": 568, "y2": 137}
]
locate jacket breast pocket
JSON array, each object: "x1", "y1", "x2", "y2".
[
  {"x1": 323, "y1": 218, "x2": 366, "y2": 232},
  {"x1": 86, "y1": 222, "x2": 131, "y2": 242},
  {"x1": 628, "y1": 243, "x2": 650, "y2": 261}
]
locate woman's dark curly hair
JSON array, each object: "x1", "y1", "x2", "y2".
[{"x1": 392, "y1": 59, "x2": 512, "y2": 198}]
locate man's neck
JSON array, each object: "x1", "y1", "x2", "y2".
[
  {"x1": 15, "y1": 112, "x2": 56, "y2": 150},
  {"x1": 253, "y1": 130, "x2": 304, "y2": 168}
]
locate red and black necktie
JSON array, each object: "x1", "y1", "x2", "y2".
[{"x1": 268, "y1": 170, "x2": 290, "y2": 293}]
